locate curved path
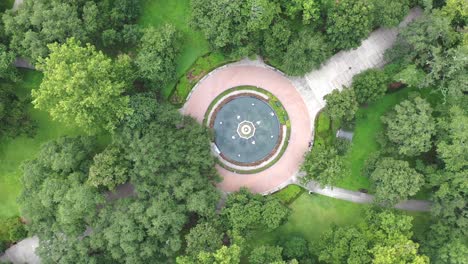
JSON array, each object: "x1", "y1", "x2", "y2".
[
  {"x1": 298, "y1": 177, "x2": 431, "y2": 212},
  {"x1": 182, "y1": 65, "x2": 312, "y2": 193}
]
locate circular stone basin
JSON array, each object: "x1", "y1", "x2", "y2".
[{"x1": 213, "y1": 96, "x2": 280, "y2": 164}]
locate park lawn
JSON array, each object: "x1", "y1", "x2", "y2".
[
  {"x1": 251, "y1": 193, "x2": 368, "y2": 252},
  {"x1": 138, "y1": 0, "x2": 210, "y2": 98},
  {"x1": 336, "y1": 87, "x2": 436, "y2": 200},
  {"x1": 0, "y1": 70, "x2": 105, "y2": 218},
  {"x1": 251, "y1": 191, "x2": 431, "y2": 255},
  {"x1": 336, "y1": 88, "x2": 414, "y2": 191}
]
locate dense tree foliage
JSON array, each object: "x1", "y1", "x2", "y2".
[
  {"x1": 185, "y1": 222, "x2": 223, "y2": 256},
  {"x1": 281, "y1": 236, "x2": 310, "y2": 261},
  {"x1": 249, "y1": 245, "x2": 284, "y2": 264},
  {"x1": 302, "y1": 146, "x2": 346, "y2": 187},
  {"x1": 19, "y1": 136, "x2": 103, "y2": 238},
  {"x1": 281, "y1": 0, "x2": 320, "y2": 25},
  {"x1": 324, "y1": 88, "x2": 358, "y2": 122},
  {"x1": 351, "y1": 69, "x2": 388, "y2": 104},
  {"x1": 0, "y1": 216, "x2": 27, "y2": 252},
  {"x1": 372, "y1": 0, "x2": 410, "y2": 28},
  {"x1": 177, "y1": 244, "x2": 242, "y2": 264},
  {"x1": 370, "y1": 158, "x2": 424, "y2": 206},
  {"x1": 33, "y1": 38, "x2": 134, "y2": 133},
  {"x1": 381, "y1": 97, "x2": 435, "y2": 157},
  {"x1": 136, "y1": 25, "x2": 180, "y2": 87},
  {"x1": 221, "y1": 188, "x2": 289, "y2": 233},
  {"x1": 326, "y1": 0, "x2": 374, "y2": 50},
  {"x1": 0, "y1": 83, "x2": 35, "y2": 138},
  {"x1": 282, "y1": 29, "x2": 331, "y2": 76},
  {"x1": 436, "y1": 106, "x2": 468, "y2": 172},
  {"x1": 2, "y1": 0, "x2": 141, "y2": 62},
  {"x1": 191, "y1": 0, "x2": 279, "y2": 56},
  {"x1": 87, "y1": 144, "x2": 130, "y2": 190},
  {"x1": 0, "y1": 44, "x2": 17, "y2": 81},
  {"x1": 319, "y1": 210, "x2": 429, "y2": 264}
]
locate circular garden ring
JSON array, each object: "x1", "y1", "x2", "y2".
[
  {"x1": 182, "y1": 64, "x2": 312, "y2": 193},
  {"x1": 204, "y1": 87, "x2": 291, "y2": 173}
]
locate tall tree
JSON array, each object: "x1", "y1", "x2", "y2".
[
  {"x1": 281, "y1": 0, "x2": 321, "y2": 25},
  {"x1": 326, "y1": 0, "x2": 374, "y2": 50},
  {"x1": 19, "y1": 136, "x2": 103, "y2": 238},
  {"x1": 381, "y1": 97, "x2": 435, "y2": 157},
  {"x1": 302, "y1": 146, "x2": 346, "y2": 187},
  {"x1": 0, "y1": 83, "x2": 35, "y2": 138},
  {"x1": 2, "y1": 0, "x2": 141, "y2": 61},
  {"x1": 281, "y1": 29, "x2": 331, "y2": 76},
  {"x1": 191, "y1": 0, "x2": 279, "y2": 56},
  {"x1": 185, "y1": 222, "x2": 223, "y2": 256},
  {"x1": 436, "y1": 106, "x2": 468, "y2": 172},
  {"x1": 0, "y1": 44, "x2": 18, "y2": 82},
  {"x1": 324, "y1": 88, "x2": 359, "y2": 122},
  {"x1": 351, "y1": 69, "x2": 388, "y2": 104},
  {"x1": 221, "y1": 188, "x2": 289, "y2": 233},
  {"x1": 372, "y1": 0, "x2": 410, "y2": 28},
  {"x1": 87, "y1": 144, "x2": 130, "y2": 190},
  {"x1": 33, "y1": 38, "x2": 134, "y2": 133},
  {"x1": 319, "y1": 210, "x2": 429, "y2": 264},
  {"x1": 370, "y1": 158, "x2": 424, "y2": 206},
  {"x1": 249, "y1": 245, "x2": 284, "y2": 264},
  {"x1": 135, "y1": 25, "x2": 180, "y2": 87}
]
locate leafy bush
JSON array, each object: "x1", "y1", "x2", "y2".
[
  {"x1": 0, "y1": 217, "x2": 27, "y2": 252},
  {"x1": 351, "y1": 69, "x2": 388, "y2": 104},
  {"x1": 273, "y1": 185, "x2": 305, "y2": 204},
  {"x1": 282, "y1": 236, "x2": 309, "y2": 260},
  {"x1": 171, "y1": 52, "x2": 229, "y2": 104},
  {"x1": 335, "y1": 138, "x2": 352, "y2": 155}
]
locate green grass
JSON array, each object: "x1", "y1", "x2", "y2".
[
  {"x1": 138, "y1": 0, "x2": 210, "y2": 98},
  {"x1": 251, "y1": 190, "x2": 431, "y2": 254},
  {"x1": 251, "y1": 192, "x2": 369, "y2": 249},
  {"x1": 171, "y1": 52, "x2": 231, "y2": 105},
  {"x1": 272, "y1": 184, "x2": 305, "y2": 205},
  {"x1": 336, "y1": 88, "x2": 414, "y2": 191},
  {"x1": 0, "y1": 70, "x2": 88, "y2": 218}
]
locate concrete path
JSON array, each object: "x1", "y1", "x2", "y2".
[
  {"x1": 0, "y1": 236, "x2": 40, "y2": 264},
  {"x1": 290, "y1": 7, "x2": 423, "y2": 127},
  {"x1": 12, "y1": 0, "x2": 23, "y2": 11},
  {"x1": 299, "y1": 178, "x2": 431, "y2": 212}
]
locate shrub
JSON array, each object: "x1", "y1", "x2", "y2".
[
  {"x1": 351, "y1": 69, "x2": 388, "y2": 104},
  {"x1": 273, "y1": 185, "x2": 305, "y2": 204},
  {"x1": 282, "y1": 236, "x2": 309, "y2": 260}
]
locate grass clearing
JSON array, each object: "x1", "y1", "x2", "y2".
[
  {"x1": 252, "y1": 189, "x2": 431, "y2": 255},
  {"x1": 138, "y1": 0, "x2": 210, "y2": 99},
  {"x1": 0, "y1": 70, "x2": 109, "y2": 218},
  {"x1": 171, "y1": 52, "x2": 232, "y2": 105}
]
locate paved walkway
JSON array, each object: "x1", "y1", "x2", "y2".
[
  {"x1": 0, "y1": 236, "x2": 40, "y2": 264},
  {"x1": 290, "y1": 7, "x2": 422, "y2": 128},
  {"x1": 298, "y1": 177, "x2": 431, "y2": 212},
  {"x1": 12, "y1": 0, "x2": 23, "y2": 11}
]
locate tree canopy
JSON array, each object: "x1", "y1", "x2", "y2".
[
  {"x1": 370, "y1": 158, "x2": 424, "y2": 206},
  {"x1": 381, "y1": 97, "x2": 435, "y2": 157},
  {"x1": 33, "y1": 38, "x2": 134, "y2": 133},
  {"x1": 351, "y1": 69, "x2": 388, "y2": 104},
  {"x1": 319, "y1": 209, "x2": 429, "y2": 264},
  {"x1": 326, "y1": 0, "x2": 374, "y2": 50},
  {"x1": 135, "y1": 25, "x2": 180, "y2": 87},
  {"x1": 2, "y1": 0, "x2": 141, "y2": 62},
  {"x1": 324, "y1": 88, "x2": 359, "y2": 122}
]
